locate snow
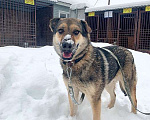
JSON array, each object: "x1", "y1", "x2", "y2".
[
  {"x1": 47, "y1": 0, "x2": 58, "y2": 3},
  {"x1": 58, "y1": 0, "x2": 91, "y2": 8},
  {"x1": 0, "y1": 43, "x2": 150, "y2": 120},
  {"x1": 86, "y1": 0, "x2": 150, "y2": 12},
  {"x1": 70, "y1": 3, "x2": 88, "y2": 10},
  {"x1": 58, "y1": 0, "x2": 88, "y2": 5},
  {"x1": 94, "y1": 0, "x2": 150, "y2": 7},
  {"x1": 58, "y1": 0, "x2": 149, "y2": 8}
]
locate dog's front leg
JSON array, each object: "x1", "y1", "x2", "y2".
[
  {"x1": 68, "y1": 87, "x2": 79, "y2": 116},
  {"x1": 88, "y1": 97, "x2": 101, "y2": 120},
  {"x1": 63, "y1": 76, "x2": 79, "y2": 116}
]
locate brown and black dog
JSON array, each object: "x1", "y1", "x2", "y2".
[{"x1": 49, "y1": 18, "x2": 137, "y2": 120}]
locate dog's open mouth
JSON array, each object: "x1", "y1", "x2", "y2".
[
  {"x1": 62, "y1": 52, "x2": 73, "y2": 60},
  {"x1": 61, "y1": 43, "x2": 79, "y2": 61},
  {"x1": 63, "y1": 52, "x2": 72, "y2": 59}
]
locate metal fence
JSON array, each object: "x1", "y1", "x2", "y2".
[
  {"x1": 118, "y1": 12, "x2": 137, "y2": 50},
  {"x1": 0, "y1": 0, "x2": 36, "y2": 47},
  {"x1": 86, "y1": 8, "x2": 150, "y2": 53},
  {"x1": 0, "y1": 0, "x2": 53, "y2": 47},
  {"x1": 137, "y1": 11, "x2": 150, "y2": 53}
]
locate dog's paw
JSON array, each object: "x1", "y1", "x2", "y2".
[
  {"x1": 107, "y1": 102, "x2": 115, "y2": 109},
  {"x1": 131, "y1": 108, "x2": 137, "y2": 114}
]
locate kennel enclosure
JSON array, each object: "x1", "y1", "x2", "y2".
[{"x1": 86, "y1": 1, "x2": 150, "y2": 53}]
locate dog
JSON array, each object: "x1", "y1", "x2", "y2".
[{"x1": 49, "y1": 18, "x2": 137, "y2": 120}]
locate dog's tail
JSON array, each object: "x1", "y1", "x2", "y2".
[{"x1": 119, "y1": 81, "x2": 127, "y2": 96}]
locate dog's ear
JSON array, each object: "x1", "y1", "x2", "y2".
[
  {"x1": 49, "y1": 18, "x2": 61, "y2": 32},
  {"x1": 80, "y1": 20, "x2": 92, "y2": 34}
]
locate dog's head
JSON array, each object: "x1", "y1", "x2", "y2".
[{"x1": 49, "y1": 18, "x2": 92, "y2": 61}]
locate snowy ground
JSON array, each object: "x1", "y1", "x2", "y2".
[{"x1": 0, "y1": 43, "x2": 150, "y2": 120}]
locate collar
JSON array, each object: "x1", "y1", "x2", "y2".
[{"x1": 62, "y1": 53, "x2": 86, "y2": 66}]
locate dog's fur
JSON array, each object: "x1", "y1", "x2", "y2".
[{"x1": 49, "y1": 18, "x2": 137, "y2": 120}]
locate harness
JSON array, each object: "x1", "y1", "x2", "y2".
[{"x1": 64, "y1": 47, "x2": 150, "y2": 115}]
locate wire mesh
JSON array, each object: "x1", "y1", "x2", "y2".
[
  {"x1": 137, "y1": 11, "x2": 150, "y2": 52},
  {"x1": 0, "y1": 0, "x2": 36, "y2": 47},
  {"x1": 86, "y1": 9, "x2": 150, "y2": 53},
  {"x1": 118, "y1": 12, "x2": 137, "y2": 49}
]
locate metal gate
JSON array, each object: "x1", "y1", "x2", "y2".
[
  {"x1": 105, "y1": 12, "x2": 118, "y2": 44},
  {"x1": 86, "y1": 16, "x2": 99, "y2": 42},
  {"x1": 86, "y1": 10, "x2": 150, "y2": 53},
  {"x1": 0, "y1": 0, "x2": 36, "y2": 47},
  {"x1": 86, "y1": 12, "x2": 118, "y2": 44},
  {"x1": 117, "y1": 12, "x2": 138, "y2": 49},
  {"x1": 137, "y1": 11, "x2": 150, "y2": 53},
  {"x1": 97, "y1": 13, "x2": 107, "y2": 42}
]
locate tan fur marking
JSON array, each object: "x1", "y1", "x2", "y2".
[
  {"x1": 69, "y1": 24, "x2": 83, "y2": 44},
  {"x1": 63, "y1": 76, "x2": 79, "y2": 116},
  {"x1": 69, "y1": 24, "x2": 80, "y2": 32},
  {"x1": 90, "y1": 99, "x2": 101, "y2": 120},
  {"x1": 105, "y1": 71, "x2": 121, "y2": 109},
  {"x1": 56, "y1": 23, "x2": 68, "y2": 42},
  {"x1": 57, "y1": 23, "x2": 68, "y2": 31},
  {"x1": 131, "y1": 81, "x2": 137, "y2": 114},
  {"x1": 98, "y1": 50, "x2": 109, "y2": 82}
]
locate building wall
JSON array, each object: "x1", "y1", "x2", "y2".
[
  {"x1": 70, "y1": 9, "x2": 86, "y2": 20},
  {"x1": 70, "y1": 10, "x2": 77, "y2": 18},
  {"x1": 53, "y1": 4, "x2": 70, "y2": 18}
]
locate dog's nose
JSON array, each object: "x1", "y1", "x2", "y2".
[
  {"x1": 61, "y1": 34, "x2": 74, "y2": 51},
  {"x1": 62, "y1": 42, "x2": 73, "y2": 51}
]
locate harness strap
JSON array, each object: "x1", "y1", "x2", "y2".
[{"x1": 101, "y1": 47, "x2": 150, "y2": 115}]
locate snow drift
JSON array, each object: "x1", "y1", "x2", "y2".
[{"x1": 0, "y1": 43, "x2": 150, "y2": 120}]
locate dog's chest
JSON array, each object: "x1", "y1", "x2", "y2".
[
  {"x1": 71, "y1": 74, "x2": 94, "y2": 94},
  {"x1": 69, "y1": 66, "x2": 102, "y2": 91}
]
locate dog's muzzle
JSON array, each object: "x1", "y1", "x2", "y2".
[{"x1": 60, "y1": 34, "x2": 76, "y2": 61}]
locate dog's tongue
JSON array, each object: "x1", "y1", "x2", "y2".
[{"x1": 63, "y1": 52, "x2": 72, "y2": 58}]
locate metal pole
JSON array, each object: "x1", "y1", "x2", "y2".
[
  {"x1": 35, "y1": 0, "x2": 37, "y2": 47},
  {"x1": 108, "y1": 0, "x2": 110, "y2": 5}
]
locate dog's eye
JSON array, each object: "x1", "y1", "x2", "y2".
[
  {"x1": 73, "y1": 30, "x2": 80, "y2": 35},
  {"x1": 58, "y1": 29, "x2": 64, "y2": 34}
]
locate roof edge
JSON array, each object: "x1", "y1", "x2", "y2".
[{"x1": 85, "y1": 0, "x2": 150, "y2": 13}]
